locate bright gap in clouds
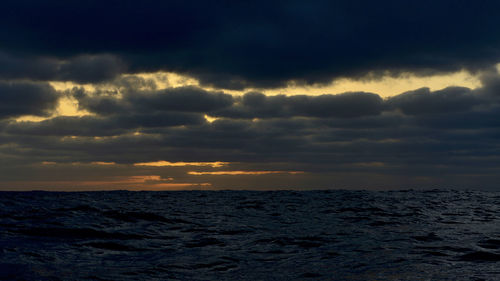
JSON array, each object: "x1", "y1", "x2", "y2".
[
  {"x1": 188, "y1": 171, "x2": 305, "y2": 175},
  {"x1": 134, "y1": 161, "x2": 229, "y2": 168},
  {"x1": 48, "y1": 69, "x2": 481, "y2": 98},
  {"x1": 126, "y1": 70, "x2": 481, "y2": 97},
  {"x1": 15, "y1": 91, "x2": 91, "y2": 122},
  {"x1": 266, "y1": 70, "x2": 481, "y2": 97}
]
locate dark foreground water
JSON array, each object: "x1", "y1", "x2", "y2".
[{"x1": 1, "y1": 190, "x2": 500, "y2": 280}]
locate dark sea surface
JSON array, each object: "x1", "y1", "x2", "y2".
[{"x1": 1, "y1": 190, "x2": 500, "y2": 280}]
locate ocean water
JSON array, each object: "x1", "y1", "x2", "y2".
[{"x1": 1, "y1": 189, "x2": 499, "y2": 280}]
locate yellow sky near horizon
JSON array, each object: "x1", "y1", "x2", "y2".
[
  {"x1": 272, "y1": 70, "x2": 480, "y2": 97},
  {"x1": 50, "y1": 69, "x2": 481, "y2": 97}
]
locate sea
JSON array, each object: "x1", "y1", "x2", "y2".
[{"x1": 0, "y1": 189, "x2": 499, "y2": 280}]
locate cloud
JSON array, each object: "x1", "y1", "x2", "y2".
[
  {"x1": 74, "y1": 86, "x2": 234, "y2": 115},
  {"x1": 0, "y1": 52, "x2": 125, "y2": 83},
  {"x1": 387, "y1": 87, "x2": 482, "y2": 115},
  {"x1": 5, "y1": 113, "x2": 205, "y2": 136},
  {"x1": 0, "y1": 81, "x2": 59, "y2": 119},
  {"x1": 1, "y1": 1, "x2": 500, "y2": 87},
  {"x1": 3, "y1": 68, "x2": 500, "y2": 189},
  {"x1": 127, "y1": 86, "x2": 234, "y2": 113},
  {"x1": 216, "y1": 91, "x2": 383, "y2": 118}
]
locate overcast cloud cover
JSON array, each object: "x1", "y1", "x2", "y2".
[{"x1": 2, "y1": 0, "x2": 500, "y2": 190}]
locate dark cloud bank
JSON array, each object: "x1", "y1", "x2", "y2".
[
  {"x1": 0, "y1": 81, "x2": 58, "y2": 119},
  {"x1": 1, "y1": 1, "x2": 500, "y2": 87},
  {"x1": 2, "y1": 1, "x2": 500, "y2": 189}
]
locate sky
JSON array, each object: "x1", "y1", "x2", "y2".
[{"x1": 2, "y1": 0, "x2": 500, "y2": 190}]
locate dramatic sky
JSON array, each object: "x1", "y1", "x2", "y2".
[{"x1": 2, "y1": 0, "x2": 500, "y2": 190}]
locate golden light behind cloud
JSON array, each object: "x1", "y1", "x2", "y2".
[
  {"x1": 130, "y1": 70, "x2": 481, "y2": 97},
  {"x1": 204, "y1": 114, "x2": 219, "y2": 123},
  {"x1": 15, "y1": 93, "x2": 92, "y2": 122},
  {"x1": 264, "y1": 71, "x2": 481, "y2": 97},
  {"x1": 1, "y1": 173, "x2": 212, "y2": 191},
  {"x1": 91, "y1": 161, "x2": 116, "y2": 165},
  {"x1": 17, "y1": 70, "x2": 479, "y2": 124},
  {"x1": 134, "y1": 161, "x2": 229, "y2": 168},
  {"x1": 188, "y1": 171, "x2": 304, "y2": 175}
]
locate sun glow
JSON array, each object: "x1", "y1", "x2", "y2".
[
  {"x1": 188, "y1": 171, "x2": 304, "y2": 175},
  {"x1": 204, "y1": 115, "x2": 219, "y2": 123},
  {"x1": 91, "y1": 161, "x2": 116, "y2": 165},
  {"x1": 134, "y1": 161, "x2": 229, "y2": 168}
]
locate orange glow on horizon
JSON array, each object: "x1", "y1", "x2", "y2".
[
  {"x1": 1, "y1": 175, "x2": 210, "y2": 191},
  {"x1": 134, "y1": 161, "x2": 229, "y2": 168},
  {"x1": 188, "y1": 171, "x2": 305, "y2": 175},
  {"x1": 91, "y1": 161, "x2": 116, "y2": 165},
  {"x1": 145, "y1": 182, "x2": 212, "y2": 190}
]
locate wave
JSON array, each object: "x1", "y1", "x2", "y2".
[{"x1": 1, "y1": 189, "x2": 499, "y2": 280}]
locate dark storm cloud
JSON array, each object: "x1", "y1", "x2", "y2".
[
  {"x1": 128, "y1": 87, "x2": 233, "y2": 113},
  {"x1": 74, "y1": 85, "x2": 383, "y2": 119},
  {"x1": 0, "y1": 53, "x2": 125, "y2": 83},
  {"x1": 5, "y1": 113, "x2": 205, "y2": 137},
  {"x1": 476, "y1": 71, "x2": 500, "y2": 99},
  {"x1": 386, "y1": 87, "x2": 482, "y2": 115},
  {"x1": 74, "y1": 86, "x2": 234, "y2": 115},
  {"x1": 6, "y1": 116, "x2": 130, "y2": 137},
  {"x1": 56, "y1": 55, "x2": 126, "y2": 83},
  {"x1": 216, "y1": 91, "x2": 383, "y2": 118},
  {"x1": 1, "y1": 1, "x2": 500, "y2": 87},
  {"x1": 414, "y1": 107, "x2": 500, "y2": 130},
  {"x1": 0, "y1": 81, "x2": 58, "y2": 119}
]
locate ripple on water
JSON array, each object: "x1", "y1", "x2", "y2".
[{"x1": 0, "y1": 189, "x2": 499, "y2": 280}]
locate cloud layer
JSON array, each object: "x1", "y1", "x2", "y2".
[
  {"x1": 2, "y1": 1, "x2": 500, "y2": 189},
  {"x1": 1, "y1": 1, "x2": 500, "y2": 88},
  {"x1": 0, "y1": 81, "x2": 58, "y2": 119},
  {"x1": 2, "y1": 71, "x2": 500, "y2": 189}
]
